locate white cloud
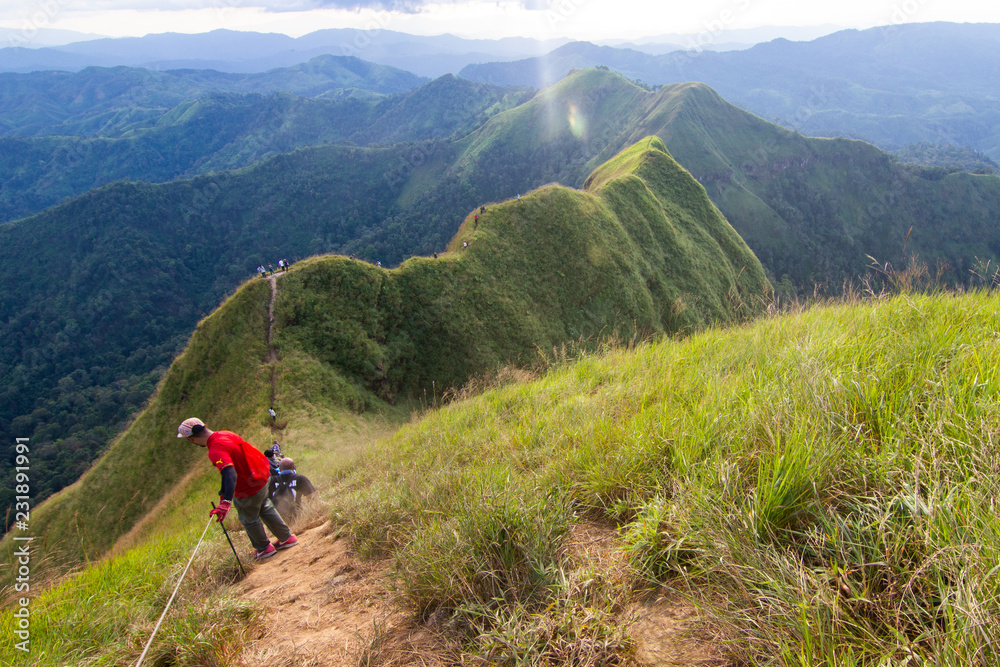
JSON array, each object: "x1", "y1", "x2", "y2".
[{"x1": 0, "y1": 0, "x2": 998, "y2": 41}]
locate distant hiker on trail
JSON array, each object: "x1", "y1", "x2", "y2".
[
  {"x1": 433, "y1": 252, "x2": 438, "y2": 259},
  {"x1": 376, "y1": 260, "x2": 382, "y2": 267},
  {"x1": 270, "y1": 457, "x2": 317, "y2": 522},
  {"x1": 277, "y1": 259, "x2": 285, "y2": 272},
  {"x1": 257, "y1": 265, "x2": 266, "y2": 278},
  {"x1": 270, "y1": 440, "x2": 282, "y2": 458},
  {"x1": 474, "y1": 213, "x2": 478, "y2": 224},
  {"x1": 281, "y1": 258, "x2": 289, "y2": 272},
  {"x1": 517, "y1": 194, "x2": 521, "y2": 201},
  {"x1": 267, "y1": 263, "x2": 274, "y2": 275},
  {"x1": 480, "y1": 206, "x2": 486, "y2": 214},
  {"x1": 268, "y1": 407, "x2": 276, "y2": 424},
  {"x1": 178, "y1": 417, "x2": 298, "y2": 560}
]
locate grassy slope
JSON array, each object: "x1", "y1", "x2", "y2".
[
  {"x1": 450, "y1": 69, "x2": 1000, "y2": 289},
  {"x1": 460, "y1": 25, "x2": 1000, "y2": 161},
  {"x1": 17, "y1": 278, "x2": 273, "y2": 570},
  {"x1": 335, "y1": 289, "x2": 1000, "y2": 664},
  {"x1": 632, "y1": 82, "x2": 1000, "y2": 287},
  {"x1": 8, "y1": 68, "x2": 1000, "y2": 523},
  {"x1": 0, "y1": 135, "x2": 770, "y2": 665}
]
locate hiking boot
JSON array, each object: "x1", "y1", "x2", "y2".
[
  {"x1": 274, "y1": 534, "x2": 298, "y2": 550},
  {"x1": 254, "y1": 543, "x2": 277, "y2": 560}
]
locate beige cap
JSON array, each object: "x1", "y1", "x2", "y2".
[{"x1": 176, "y1": 417, "x2": 205, "y2": 438}]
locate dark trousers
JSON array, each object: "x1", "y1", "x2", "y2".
[{"x1": 233, "y1": 483, "x2": 291, "y2": 551}]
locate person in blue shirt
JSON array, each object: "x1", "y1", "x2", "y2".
[{"x1": 269, "y1": 457, "x2": 317, "y2": 522}]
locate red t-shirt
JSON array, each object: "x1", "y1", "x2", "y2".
[{"x1": 206, "y1": 431, "x2": 270, "y2": 499}]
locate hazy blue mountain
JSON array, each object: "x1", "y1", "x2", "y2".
[
  {"x1": 599, "y1": 24, "x2": 842, "y2": 54},
  {"x1": 460, "y1": 22, "x2": 1000, "y2": 160},
  {"x1": 0, "y1": 28, "x2": 107, "y2": 48},
  {"x1": 0, "y1": 28, "x2": 567, "y2": 77}
]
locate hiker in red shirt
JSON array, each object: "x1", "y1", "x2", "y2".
[{"x1": 177, "y1": 417, "x2": 298, "y2": 560}]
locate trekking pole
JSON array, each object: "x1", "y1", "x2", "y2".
[
  {"x1": 212, "y1": 501, "x2": 247, "y2": 577},
  {"x1": 135, "y1": 515, "x2": 213, "y2": 667}
]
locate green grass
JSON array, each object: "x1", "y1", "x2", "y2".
[
  {"x1": 11, "y1": 132, "x2": 998, "y2": 664},
  {"x1": 332, "y1": 290, "x2": 1000, "y2": 664},
  {"x1": 0, "y1": 526, "x2": 257, "y2": 667},
  {"x1": 275, "y1": 137, "x2": 770, "y2": 408}
]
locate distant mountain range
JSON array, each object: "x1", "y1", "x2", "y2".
[
  {"x1": 0, "y1": 28, "x2": 568, "y2": 78},
  {"x1": 460, "y1": 22, "x2": 1000, "y2": 160},
  {"x1": 0, "y1": 54, "x2": 427, "y2": 139},
  {"x1": 6, "y1": 22, "x2": 997, "y2": 162},
  {"x1": 0, "y1": 72, "x2": 530, "y2": 222},
  {"x1": 0, "y1": 25, "x2": 843, "y2": 76}
]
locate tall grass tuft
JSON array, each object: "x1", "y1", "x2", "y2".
[{"x1": 396, "y1": 473, "x2": 571, "y2": 619}]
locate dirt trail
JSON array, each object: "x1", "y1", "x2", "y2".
[
  {"x1": 267, "y1": 274, "x2": 283, "y2": 438},
  {"x1": 236, "y1": 520, "x2": 726, "y2": 666},
  {"x1": 267, "y1": 275, "x2": 279, "y2": 364},
  {"x1": 235, "y1": 520, "x2": 438, "y2": 666}
]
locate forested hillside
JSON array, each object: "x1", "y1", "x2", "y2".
[
  {"x1": 0, "y1": 75, "x2": 530, "y2": 222},
  {"x1": 0, "y1": 145, "x2": 409, "y2": 513},
  {"x1": 0, "y1": 55, "x2": 425, "y2": 137}
]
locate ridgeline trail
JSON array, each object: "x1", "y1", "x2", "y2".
[
  {"x1": 268, "y1": 274, "x2": 281, "y2": 436},
  {"x1": 267, "y1": 274, "x2": 278, "y2": 365}
]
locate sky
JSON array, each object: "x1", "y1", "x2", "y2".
[{"x1": 2, "y1": 0, "x2": 999, "y2": 44}]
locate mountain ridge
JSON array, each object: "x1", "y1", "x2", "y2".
[
  {"x1": 460, "y1": 22, "x2": 1000, "y2": 160},
  {"x1": 0, "y1": 74, "x2": 530, "y2": 222},
  {"x1": 0, "y1": 28, "x2": 569, "y2": 77}
]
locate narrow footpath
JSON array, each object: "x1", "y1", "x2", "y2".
[{"x1": 235, "y1": 518, "x2": 726, "y2": 665}]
